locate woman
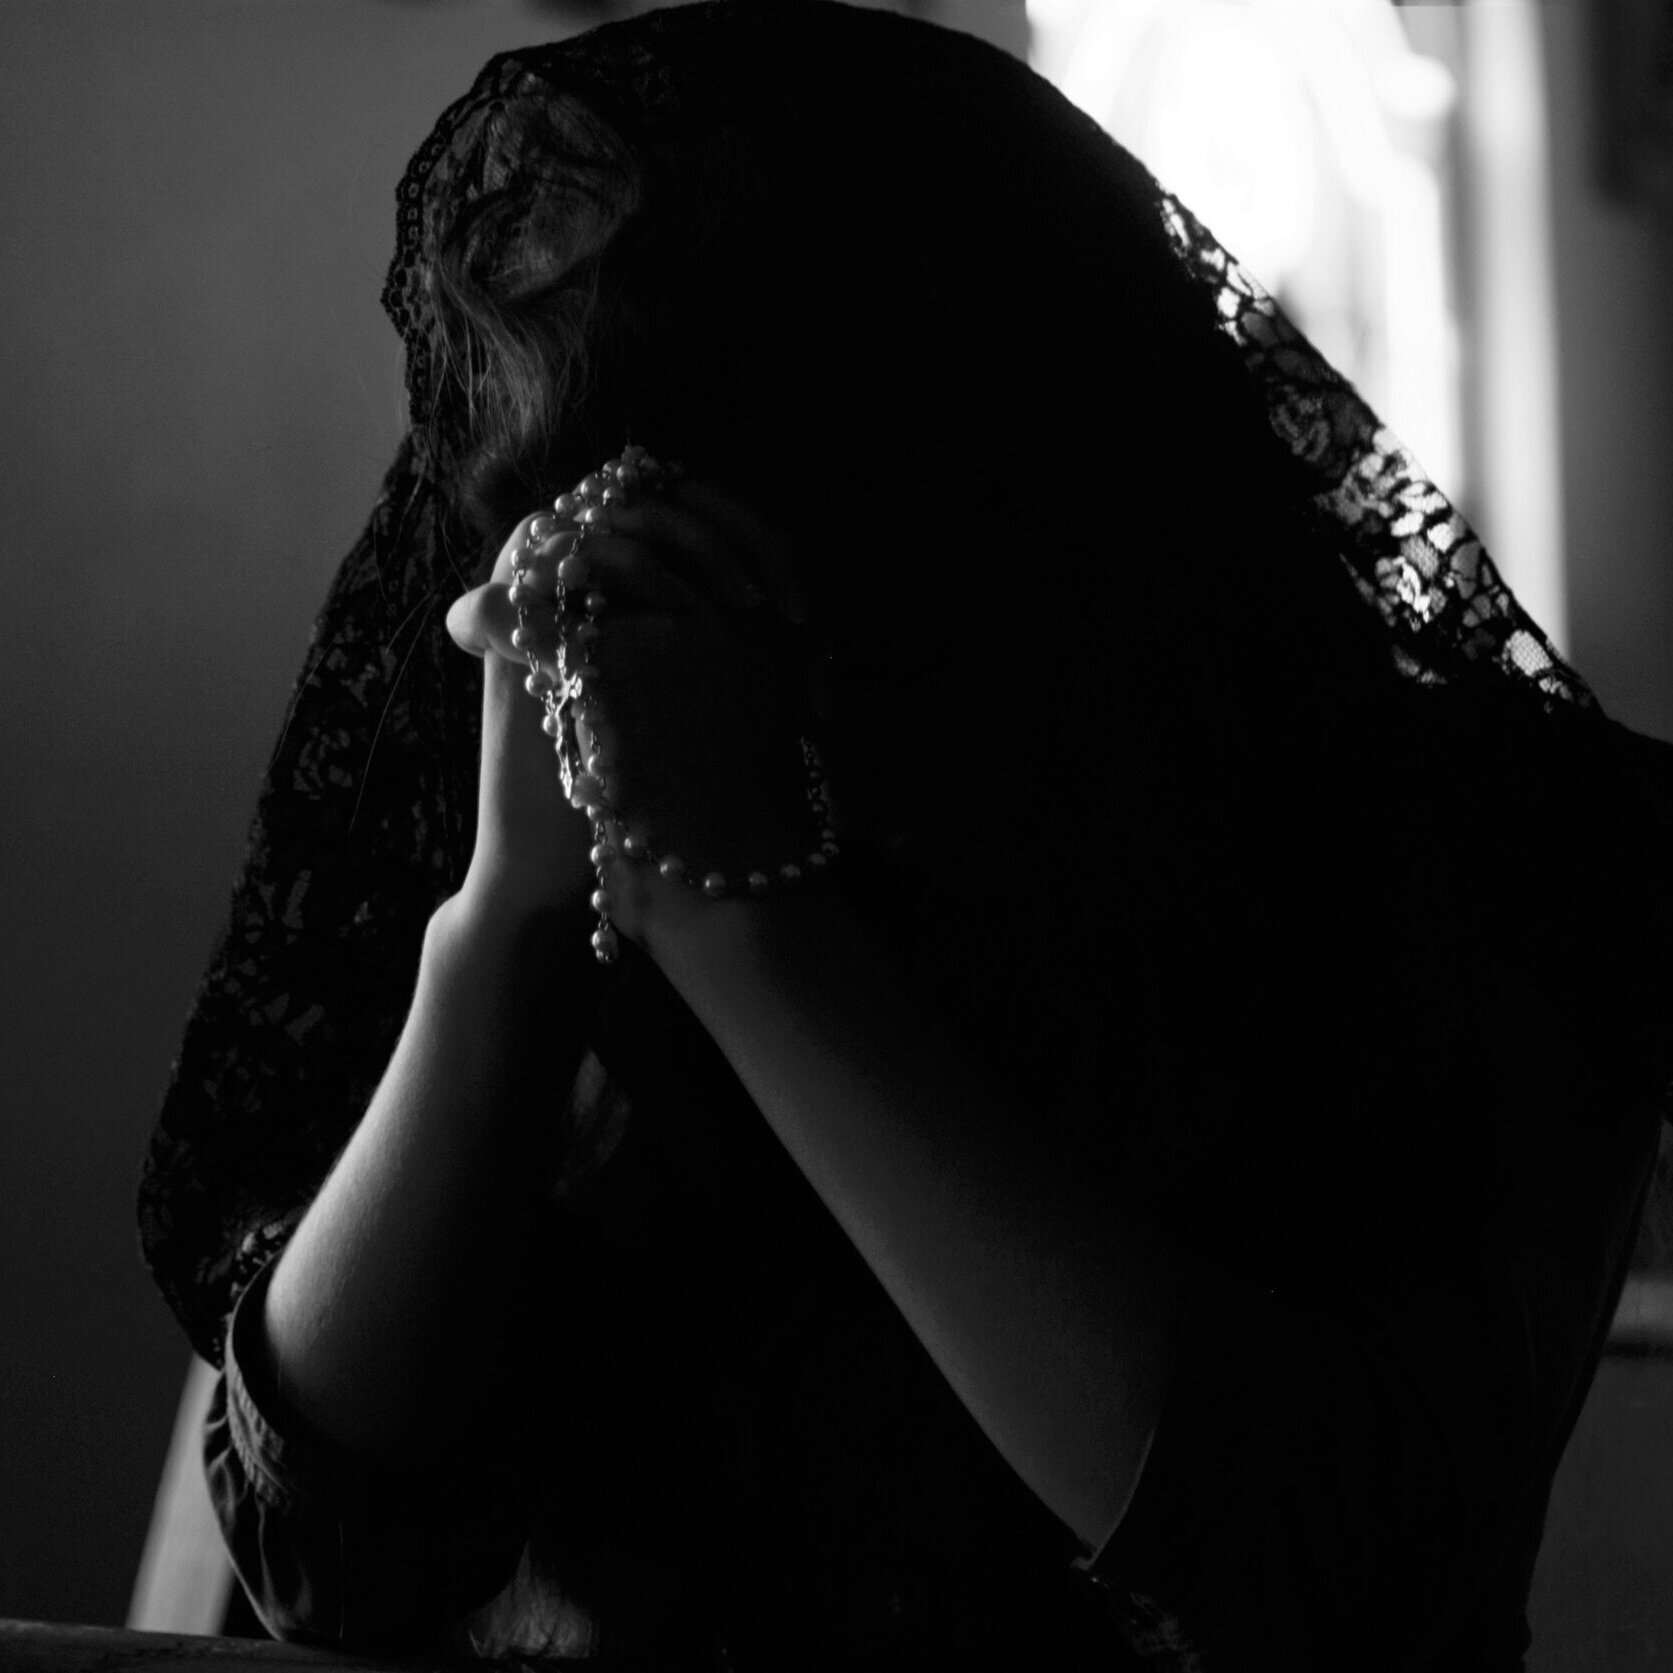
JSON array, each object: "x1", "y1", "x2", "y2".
[{"x1": 137, "y1": 3, "x2": 1673, "y2": 1666}]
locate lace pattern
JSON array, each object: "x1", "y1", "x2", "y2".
[
  {"x1": 134, "y1": 8, "x2": 1671, "y2": 1664},
  {"x1": 136, "y1": 442, "x2": 483, "y2": 1365},
  {"x1": 1157, "y1": 192, "x2": 1593, "y2": 714}
]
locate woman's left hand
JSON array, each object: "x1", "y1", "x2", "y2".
[{"x1": 552, "y1": 473, "x2": 832, "y2": 956}]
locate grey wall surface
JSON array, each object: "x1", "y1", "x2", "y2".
[{"x1": 1545, "y1": 0, "x2": 1673, "y2": 744}]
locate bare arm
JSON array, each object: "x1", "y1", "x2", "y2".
[
  {"x1": 258, "y1": 892, "x2": 594, "y2": 1469},
  {"x1": 641, "y1": 877, "x2": 1204, "y2": 1552},
  {"x1": 258, "y1": 513, "x2": 602, "y2": 1471}
]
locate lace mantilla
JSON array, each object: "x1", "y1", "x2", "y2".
[
  {"x1": 141, "y1": 0, "x2": 1658, "y2": 1473},
  {"x1": 1156, "y1": 191, "x2": 1593, "y2": 713}
]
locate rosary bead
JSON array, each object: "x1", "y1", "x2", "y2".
[{"x1": 530, "y1": 450, "x2": 836, "y2": 962}]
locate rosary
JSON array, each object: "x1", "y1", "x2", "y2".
[{"x1": 507, "y1": 444, "x2": 840, "y2": 964}]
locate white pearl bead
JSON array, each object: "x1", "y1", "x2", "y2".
[
  {"x1": 525, "y1": 671, "x2": 555, "y2": 698},
  {"x1": 590, "y1": 841, "x2": 617, "y2": 866},
  {"x1": 584, "y1": 592, "x2": 607, "y2": 617},
  {"x1": 541, "y1": 713, "x2": 562, "y2": 738},
  {"x1": 807, "y1": 852, "x2": 828, "y2": 870},
  {"x1": 779, "y1": 863, "x2": 803, "y2": 882},
  {"x1": 552, "y1": 493, "x2": 579, "y2": 517},
  {"x1": 590, "y1": 888, "x2": 614, "y2": 914},
  {"x1": 622, "y1": 833, "x2": 647, "y2": 859},
  {"x1": 570, "y1": 774, "x2": 605, "y2": 810},
  {"x1": 511, "y1": 626, "x2": 537, "y2": 652},
  {"x1": 591, "y1": 926, "x2": 619, "y2": 962},
  {"x1": 529, "y1": 514, "x2": 561, "y2": 541},
  {"x1": 579, "y1": 473, "x2": 605, "y2": 499},
  {"x1": 702, "y1": 872, "x2": 728, "y2": 898},
  {"x1": 508, "y1": 581, "x2": 536, "y2": 608},
  {"x1": 747, "y1": 871, "x2": 770, "y2": 893},
  {"x1": 658, "y1": 855, "x2": 686, "y2": 881},
  {"x1": 578, "y1": 506, "x2": 609, "y2": 528},
  {"x1": 558, "y1": 553, "x2": 587, "y2": 587}
]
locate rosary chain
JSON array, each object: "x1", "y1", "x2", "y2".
[{"x1": 506, "y1": 445, "x2": 839, "y2": 964}]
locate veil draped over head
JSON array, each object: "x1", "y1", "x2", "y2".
[{"x1": 140, "y1": 0, "x2": 1673, "y2": 1369}]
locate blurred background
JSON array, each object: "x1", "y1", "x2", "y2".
[{"x1": 1, "y1": 0, "x2": 1670, "y2": 1665}]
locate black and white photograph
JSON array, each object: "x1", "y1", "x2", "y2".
[{"x1": 2, "y1": 3, "x2": 1672, "y2": 1669}]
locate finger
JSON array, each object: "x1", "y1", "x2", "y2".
[
  {"x1": 562, "y1": 525, "x2": 701, "y2": 613},
  {"x1": 490, "y1": 506, "x2": 588, "y2": 581},
  {"x1": 602, "y1": 494, "x2": 771, "y2": 614},
  {"x1": 446, "y1": 580, "x2": 536, "y2": 663},
  {"x1": 452, "y1": 514, "x2": 583, "y2": 662},
  {"x1": 662, "y1": 476, "x2": 813, "y2": 625},
  {"x1": 447, "y1": 574, "x2": 574, "y2": 672},
  {"x1": 514, "y1": 526, "x2": 578, "y2": 594}
]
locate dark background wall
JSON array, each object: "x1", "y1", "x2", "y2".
[
  {"x1": 1545, "y1": 0, "x2": 1673, "y2": 743},
  {"x1": 0, "y1": 0, "x2": 1667, "y2": 1638}
]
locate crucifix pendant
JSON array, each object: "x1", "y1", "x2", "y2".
[{"x1": 550, "y1": 663, "x2": 586, "y2": 802}]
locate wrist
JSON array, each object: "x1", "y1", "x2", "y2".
[
  {"x1": 432, "y1": 873, "x2": 601, "y2": 988},
  {"x1": 640, "y1": 859, "x2": 862, "y2": 988}
]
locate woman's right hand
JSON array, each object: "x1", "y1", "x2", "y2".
[{"x1": 444, "y1": 513, "x2": 598, "y2": 923}]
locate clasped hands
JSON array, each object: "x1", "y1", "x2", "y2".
[{"x1": 445, "y1": 472, "x2": 831, "y2": 957}]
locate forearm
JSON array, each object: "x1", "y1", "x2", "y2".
[
  {"x1": 261, "y1": 891, "x2": 597, "y2": 1467},
  {"x1": 647, "y1": 882, "x2": 1202, "y2": 1552}
]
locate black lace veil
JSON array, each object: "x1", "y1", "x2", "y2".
[{"x1": 138, "y1": 0, "x2": 1672, "y2": 1368}]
